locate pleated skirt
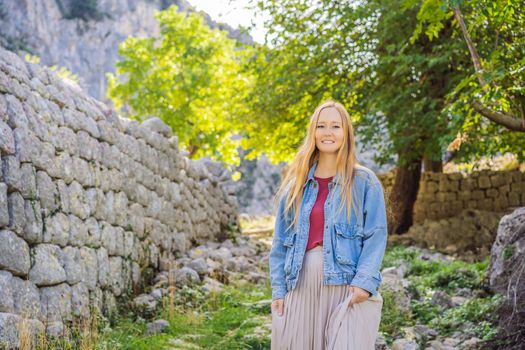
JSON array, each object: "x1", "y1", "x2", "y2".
[{"x1": 271, "y1": 245, "x2": 383, "y2": 350}]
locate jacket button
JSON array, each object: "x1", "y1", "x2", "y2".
[{"x1": 326, "y1": 250, "x2": 330, "y2": 254}]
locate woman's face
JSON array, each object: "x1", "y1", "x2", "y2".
[{"x1": 315, "y1": 107, "x2": 344, "y2": 154}]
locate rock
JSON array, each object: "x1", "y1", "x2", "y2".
[
  {"x1": 461, "y1": 337, "x2": 481, "y2": 349},
  {"x1": 29, "y1": 244, "x2": 66, "y2": 286},
  {"x1": 455, "y1": 287, "x2": 473, "y2": 297},
  {"x1": 380, "y1": 273, "x2": 411, "y2": 311},
  {"x1": 246, "y1": 271, "x2": 266, "y2": 284},
  {"x1": 10, "y1": 277, "x2": 41, "y2": 319},
  {"x1": 71, "y1": 282, "x2": 90, "y2": 318},
  {"x1": 208, "y1": 247, "x2": 232, "y2": 264},
  {"x1": 488, "y1": 207, "x2": 525, "y2": 293},
  {"x1": 40, "y1": 283, "x2": 72, "y2": 322},
  {"x1": 173, "y1": 267, "x2": 200, "y2": 287},
  {"x1": 43, "y1": 213, "x2": 70, "y2": 247},
  {"x1": 45, "y1": 321, "x2": 64, "y2": 337},
  {"x1": 0, "y1": 230, "x2": 30, "y2": 276},
  {"x1": 450, "y1": 296, "x2": 468, "y2": 307},
  {"x1": 382, "y1": 261, "x2": 409, "y2": 279},
  {"x1": 225, "y1": 257, "x2": 239, "y2": 272},
  {"x1": 392, "y1": 339, "x2": 417, "y2": 350},
  {"x1": 133, "y1": 294, "x2": 157, "y2": 318},
  {"x1": 414, "y1": 324, "x2": 438, "y2": 340},
  {"x1": 187, "y1": 258, "x2": 208, "y2": 276},
  {"x1": 0, "y1": 312, "x2": 20, "y2": 348},
  {"x1": 430, "y1": 291, "x2": 453, "y2": 309},
  {"x1": 151, "y1": 289, "x2": 163, "y2": 301},
  {"x1": 188, "y1": 247, "x2": 207, "y2": 260},
  {"x1": 426, "y1": 339, "x2": 455, "y2": 350},
  {"x1": 60, "y1": 246, "x2": 82, "y2": 285},
  {"x1": 220, "y1": 239, "x2": 234, "y2": 249},
  {"x1": 141, "y1": 117, "x2": 172, "y2": 138},
  {"x1": 0, "y1": 184, "x2": 8, "y2": 227},
  {"x1": 146, "y1": 319, "x2": 170, "y2": 335},
  {"x1": 0, "y1": 272, "x2": 14, "y2": 313},
  {"x1": 375, "y1": 334, "x2": 389, "y2": 350},
  {"x1": 202, "y1": 276, "x2": 224, "y2": 293}
]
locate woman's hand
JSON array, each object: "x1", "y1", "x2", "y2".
[
  {"x1": 348, "y1": 286, "x2": 371, "y2": 305},
  {"x1": 272, "y1": 299, "x2": 284, "y2": 316}
]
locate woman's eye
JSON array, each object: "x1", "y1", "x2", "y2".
[
  {"x1": 333, "y1": 125, "x2": 341, "y2": 128},
  {"x1": 317, "y1": 125, "x2": 324, "y2": 128}
]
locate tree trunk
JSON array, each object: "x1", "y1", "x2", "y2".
[
  {"x1": 423, "y1": 157, "x2": 443, "y2": 172},
  {"x1": 388, "y1": 158, "x2": 422, "y2": 235}
]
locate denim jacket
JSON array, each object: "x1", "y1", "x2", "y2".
[{"x1": 269, "y1": 161, "x2": 388, "y2": 301}]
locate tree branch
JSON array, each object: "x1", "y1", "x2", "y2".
[
  {"x1": 454, "y1": 6, "x2": 525, "y2": 133},
  {"x1": 453, "y1": 6, "x2": 487, "y2": 89},
  {"x1": 471, "y1": 101, "x2": 525, "y2": 132}
]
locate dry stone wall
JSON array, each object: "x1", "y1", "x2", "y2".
[
  {"x1": 379, "y1": 169, "x2": 525, "y2": 223},
  {"x1": 0, "y1": 46, "x2": 238, "y2": 344}
]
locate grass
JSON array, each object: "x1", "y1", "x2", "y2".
[{"x1": 95, "y1": 280, "x2": 273, "y2": 350}]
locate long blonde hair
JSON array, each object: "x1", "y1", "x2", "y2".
[{"x1": 274, "y1": 100, "x2": 361, "y2": 230}]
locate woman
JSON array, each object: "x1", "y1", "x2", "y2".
[{"x1": 269, "y1": 100, "x2": 387, "y2": 350}]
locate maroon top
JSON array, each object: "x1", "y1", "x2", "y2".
[{"x1": 306, "y1": 175, "x2": 334, "y2": 251}]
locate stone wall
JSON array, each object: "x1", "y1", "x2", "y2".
[
  {"x1": 378, "y1": 169, "x2": 525, "y2": 222},
  {"x1": 0, "y1": 46, "x2": 238, "y2": 344}
]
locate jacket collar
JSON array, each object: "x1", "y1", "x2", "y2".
[{"x1": 303, "y1": 160, "x2": 342, "y2": 188}]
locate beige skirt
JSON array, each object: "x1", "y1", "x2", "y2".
[{"x1": 271, "y1": 245, "x2": 383, "y2": 350}]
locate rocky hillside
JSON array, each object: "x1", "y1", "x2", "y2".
[{"x1": 0, "y1": 0, "x2": 253, "y2": 100}]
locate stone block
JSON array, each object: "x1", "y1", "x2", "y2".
[
  {"x1": 11, "y1": 277, "x2": 40, "y2": 319},
  {"x1": 28, "y1": 244, "x2": 66, "y2": 286},
  {"x1": 0, "y1": 271, "x2": 14, "y2": 313},
  {"x1": 43, "y1": 213, "x2": 70, "y2": 247},
  {"x1": 40, "y1": 283, "x2": 72, "y2": 322},
  {"x1": 0, "y1": 230, "x2": 30, "y2": 276}
]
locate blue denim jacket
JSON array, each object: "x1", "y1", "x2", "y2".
[{"x1": 269, "y1": 161, "x2": 388, "y2": 301}]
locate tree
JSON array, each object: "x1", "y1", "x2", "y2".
[
  {"x1": 107, "y1": 5, "x2": 254, "y2": 167},
  {"x1": 412, "y1": 0, "x2": 525, "y2": 160},
  {"x1": 243, "y1": 0, "x2": 468, "y2": 233}
]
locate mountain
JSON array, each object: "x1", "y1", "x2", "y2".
[{"x1": 0, "y1": 0, "x2": 254, "y2": 100}]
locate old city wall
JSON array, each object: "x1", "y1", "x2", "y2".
[
  {"x1": 379, "y1": 169, "x2": 525, "y2": 222},
  {"x1": 0, "y1": 47, "x2": 238, "y2": 340}
]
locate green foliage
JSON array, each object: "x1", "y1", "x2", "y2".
[
  {"x1": 107, "y1": 5, "x2": 254, "y2": 167},
  {"x1": 245, "y1": 0, "x2": 524, "y2": 165},
  {"x1": 429, "y1": 295, "x2": 503, "y2": 339},
  {"x1": 413, "y1": 0, "x2": 525, "y2": 161},
  {"x1": 379, "y1": 244, "x2": 500, "y2": 343},
  {"x1": 244, "y1": 0, "x2": 469, "y2": 166}
]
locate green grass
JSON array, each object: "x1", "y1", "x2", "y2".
[{"x1": 97, "y1": 281, "x2": 273, "y2": 350}]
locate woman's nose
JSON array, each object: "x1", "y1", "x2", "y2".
[{"x1": 323, "y1": 128, "x2": 334, "y2": 136}]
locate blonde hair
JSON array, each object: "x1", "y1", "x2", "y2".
[{"x1": 274, "y1": 100, "x2": 361, "y2": 230}]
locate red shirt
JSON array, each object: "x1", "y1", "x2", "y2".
[{"x1": 306, "y1": 175, "x2": 333, "y2": 251}]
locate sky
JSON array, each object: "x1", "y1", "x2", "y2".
[{"x1": 186, "y1": 0, "x2": 267, "y2": 43}]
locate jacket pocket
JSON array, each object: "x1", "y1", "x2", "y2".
[
  {"x1": 333, "y1": 223, "x2": 363, "y2": 266},
  {"x1": 283, "y1": 232, "x2": 297, "y2": 274}
]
